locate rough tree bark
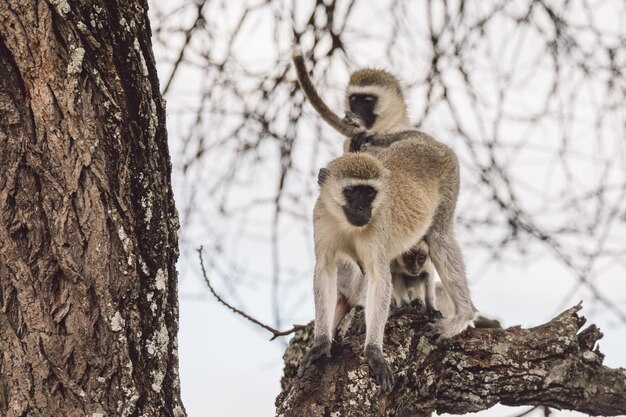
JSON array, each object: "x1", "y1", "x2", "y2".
[
  {"x1": 0, "y1": 1, "x2": 185, "y2": 416},
  {"x1": 276, "y1": 305, "x2": 626, "y2": 416}
]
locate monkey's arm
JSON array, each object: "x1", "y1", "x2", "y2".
[
  {"x1": 365, "y1": 130, "x2": 421, "y2": 148},
  {"x1": 292, "y1": 51, "x2": 361, "y2": 137},
  {"x1": 277, "y1": 304, "x2": 626, "y2": 417},
  {"x1": 362, "y1": 261, "x2": 395, "y2": 391},
  {"x1": 297, "y1": 256, "x2": 337, "y2": 376}
]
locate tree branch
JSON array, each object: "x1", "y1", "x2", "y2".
[
  {"x1": 275, "y1": 304, "x2": 626, "y2": 416},
  {"x1": 197, "y1": 247, "x2": 306, "y2": 340}
]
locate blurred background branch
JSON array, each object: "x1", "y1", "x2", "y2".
[{"x1": 148, "y1": 0, "x2": 626, "y2": 415}]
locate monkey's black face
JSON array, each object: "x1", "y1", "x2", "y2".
[
  {"x1": 349, "y1": 94, "x2": 378, "y2": 128},
  {"x1": 342, "y1": 184, "x2": 377, "y2": 226},
  {"x1": 401, "y1": 249, "x2": 428, "y2": 276},
  {"x1": 402, "y1": 271, "x2": 429, "y2": 288}
]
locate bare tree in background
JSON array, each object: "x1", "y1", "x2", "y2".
[
  {"x1": 151, "y1": 0, "x2": 626, "y2": 414},
  {"x1": 153, "y1": 0, "x2": 626, "y2": 327}
]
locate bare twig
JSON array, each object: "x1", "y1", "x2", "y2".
[{"x1": 197, "y1": 247, "x2": 306, "y2": 341}]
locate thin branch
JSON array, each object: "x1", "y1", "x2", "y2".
[{"x1": 197, "y1": 246, "x2": 306, "y2": 341}]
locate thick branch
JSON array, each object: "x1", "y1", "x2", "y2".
[{"x1": 276, "y1": 305, "x2": 626, "y2": 416}]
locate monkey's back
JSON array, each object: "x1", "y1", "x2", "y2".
[{"x1": 380, "y1": 137, "x2": 456, "y2": 250}]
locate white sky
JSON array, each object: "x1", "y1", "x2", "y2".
[{"x1": 148, "y1": 1, "x2": 626, "y2": 416}]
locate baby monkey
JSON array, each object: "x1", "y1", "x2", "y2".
[
  {"x1": 332, "y1": 239, "x2": 438, "y2": 333},
  {"x1": 391, "y1": 240, "x2": 437, "y2": 313}
]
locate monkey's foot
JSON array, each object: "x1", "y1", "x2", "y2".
[
  {"x1": 389, "y1": 304, "x2": 412, "y2": 318},
  {"x1": 424, "y1": 315, "x2": 472, "y2": 340},
  {"x1": 426, "y1": 306, "x2": 443, "y2": 321},
  {"x1": 410, "y1": 298, "x2": 426, "y2": 313},
  {"x1": 297, "y1": 336, "x2": 331, "y2": 377},
  {"x1": 364, "y1": 345, "x2": 395, "y2": 392}
]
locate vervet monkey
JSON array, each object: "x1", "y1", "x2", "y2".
[
  {"x1": 293, "y1": 51, "x2": 410, "y2": 155},
  {"x1": 391, "y1": 240, "x2": 436, "y2": 312},
  {"x1": 298, "y1": 130, "x2": 474, "y2": 390},
  {"x1": 293, "y1": 51, "x2": 477, "y2": 341},
  {"x1": 343, "y1": 68, "x2": 414, "y2": 156}
]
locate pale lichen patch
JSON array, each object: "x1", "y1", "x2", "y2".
[
  {"x1": 67, "y1": 47, "x2": 85, "y2": 75},
  {"x1": 146, "y1": 322, "x2": 169, "y2": 357},
  {"x1": 155, "y1": 268, "x2": 167, "y2": 291},
  {"x1": 110, "y1": 312, "x2": 125, "y2": 332},
  {"x1": 133, "y1": 39, "x2": 149, "y2": 77},
  {"x1": 141, "y1": 190, "x2": 154, "y2": 228},
  {"x1": 139, "y1": 258, "x2": 150, "y2": 275},
  {"x1": 151, "y1": 370, "x2": 164, "y2": 393},
  {"x1": 49, "y1": 0, "x2": 71, "y2": 16},
  {"x1": 116, "y1": 225, "x2": 134, "y2": 266},
  {"x1": 544, "y1": 361, "x2": 569, "y2": 386}
]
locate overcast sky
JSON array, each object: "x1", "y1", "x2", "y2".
[{"x1": 148, "y1": 1, "x2": 626, "y2": 416}]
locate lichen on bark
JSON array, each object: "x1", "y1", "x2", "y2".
[
  {"x1": 276, "y1": 305, "x2": 626, "y2": 417},
  {"x1": 0, "y1": 1, "x2": 185, "y2": 416}
]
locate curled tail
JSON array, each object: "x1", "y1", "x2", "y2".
[{"x1": 292, "y1": 50, "x2": 361, "y2": 138}]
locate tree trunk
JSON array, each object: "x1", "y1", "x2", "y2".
[
  {"x1": 276, "y1": 305, "x2": 626, "y2": 416},
  {"x1": 0, "y1": 1, "x2": 185, "y2": 416}
]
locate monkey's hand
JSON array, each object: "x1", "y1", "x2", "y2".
[
  {"x1": 349, "y1": 130, "x2": 376, "y2": 153},
  {"x1": 364, "y1": 345, "x2": 395, "y2": 392},
  {"x1": 410, "y1": 298, "x2": 426, "y2": 313},
  {"x1": 297, "y1": 336, "x2": 331, "y2": 377},
  {"x1": 343, "y1": 111, "x2": 365, "y2": 129}
]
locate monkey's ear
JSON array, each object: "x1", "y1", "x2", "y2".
[{"x1": 318, "y1": 168, "x2": 329, "y2": 186}]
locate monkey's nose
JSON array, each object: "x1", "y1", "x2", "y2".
[{"x1": 343, "y1": 207, "x2": 371, "y2": 226}]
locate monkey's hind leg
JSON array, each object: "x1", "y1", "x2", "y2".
[
  {"x1": 363, "y1": 263, "x2": 395, "y2": 391},
  {"x1": 297, "y1": 259, "x2": 337, "y2": 377},
  {"x1": 391, "y1": 273, "x2": 411, "y2": 308},
  {"x1": 422, "y1": 260, "x2": 443, "y2": 320},
  {"x1": 425, "y1": 231, "x2": 476, "y2": 339}
]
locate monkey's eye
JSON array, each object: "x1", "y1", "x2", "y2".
[
  {"x1": 344, "y1": 186, "x2": 358, "y2": 196},
  {"x1": 362, "y1": 95, "x2": 376, "y2": 103},
  {"x1": 418, "y1": 254, "x2": 427, "y2": 264}
]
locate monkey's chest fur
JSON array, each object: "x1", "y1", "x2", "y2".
[{"x1": 314, "y1": 196, "x2": 435, "y2": 271}]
